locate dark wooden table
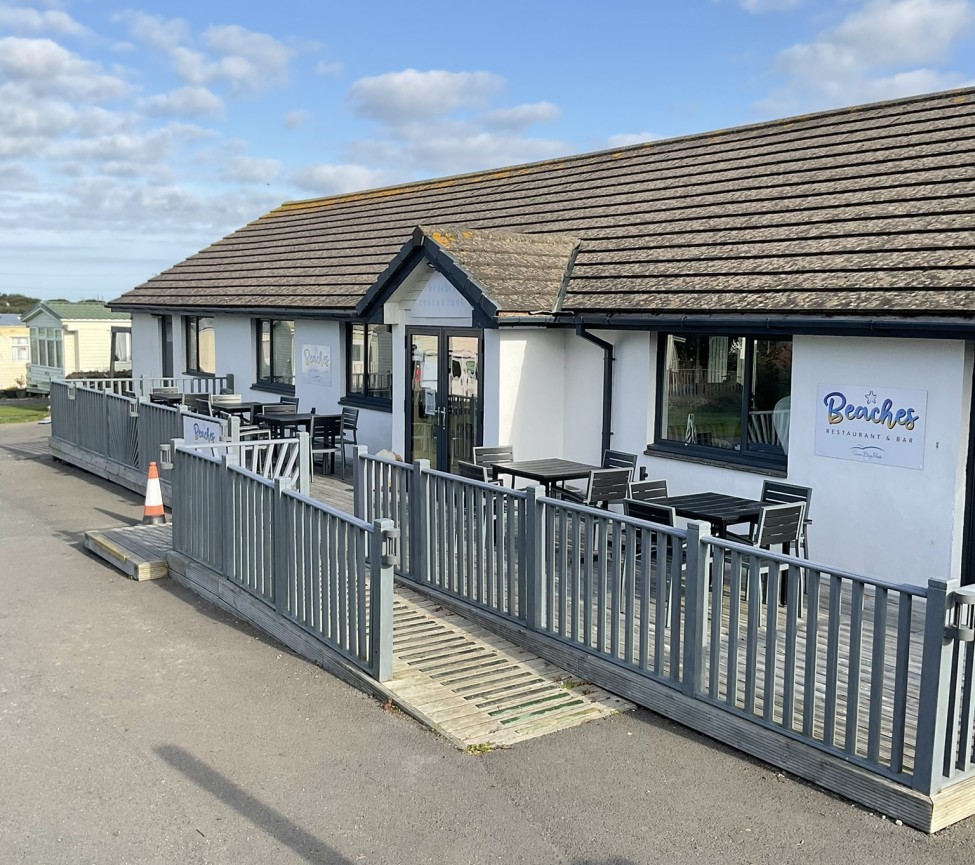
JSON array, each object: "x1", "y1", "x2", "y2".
[
  {"x1": 256, "y1": 411, "x2": 339, "y2": 438},
  {"x1": 657, "y1": 491, "x2": 766, "y2": 538},
  {"x1": 490, "y1": 458, "x2": 601, "y2": 495},
  {"x1": 148, "y1": 392, "x2": 185, "y2": 406},
  {"x1": 196, "y1": 399, "x2": 276, "y2": 422}
]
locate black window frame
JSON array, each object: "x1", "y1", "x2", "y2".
[
  {"x1": 184, "y1": 315, "x2": 215, "y2": 376},
  {"x1": 651, "y1": 332, "x2": 792, "y2": 471},
  {"x1": 343, "y1": 322, "x2": 393, "y2": 410},
  {"x1": 253, "y1": 318, "x2": 296, "y2": 394}
]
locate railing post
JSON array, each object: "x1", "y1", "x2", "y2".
[
  {"x1": 220, "y1": 455, "x2": 234, "y2": 577},
  {"x1": 523, "y1": 484, "x2": 545, "y2": 631},
  {"x1": 913, "y1": 578, "x2": 956, "y2": 795},
  {"x1": 272, "y1": 478, "x2": 289, "y2": 615},
  {"x1": 296, "y1": 431, "x2": 310, "y2": 496},
  {"x1": 352, "y1": 445, "x2": 369, "y2": 519},
  {"x1": 681, "y1": 521, "x2": 709, "y2": 696},
  {"x1": 411, "y1": 459, "x2": 430, "y2": 582},
  {"x1": 370, "y1": 518, "x2": 397, "y2": 682},
  {"x1": 226, "y1": 415, "x2": 241, "y2": 442}
]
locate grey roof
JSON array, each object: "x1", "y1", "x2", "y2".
[
  {"x1": 23, "y1": 301, "x2": 130, "y2": 323},
  {"x1": 112, "y1": 87, "x2": 975, "y2": 319},
  {"x1": 0, "y1": 314, "x2": 24, "y2": 327}
]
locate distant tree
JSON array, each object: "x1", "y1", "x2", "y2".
[{"x1": 0, "y1": 293, "x2": 40, "y2": 314}]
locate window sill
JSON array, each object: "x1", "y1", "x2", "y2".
[
  {"x1": 251, "y1": 382, "x2": 296, "y2": 396},
  {"x1": 340, "y1": 394, "x2": 392, "y2": 414},
  {"x1": 644, "y1": 443, "x2": 787, "y2": 478},
  {"x1": 183, "y1": 370, "x2": 215, "y2": 378}
]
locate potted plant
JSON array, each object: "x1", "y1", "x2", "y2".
[{"x1": 15, "y1": 375, "x2": 26, "y2": 398}]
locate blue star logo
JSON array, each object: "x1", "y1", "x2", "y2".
[{"x1": 865, "y1": 390, "x2": 878, "y2": 405}]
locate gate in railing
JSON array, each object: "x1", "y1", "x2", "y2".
[
  {"x1": 354, "y1": 450, "x2": 975, "y2": 801},
  {"x1": 172, "y1": 445, "x2": 396, "y2": 681}
]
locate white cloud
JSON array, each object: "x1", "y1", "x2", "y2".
[
  {"x1": 0, "y1": 37, "x2": 131, "y2": 102},
  {"x1": 739, "y1": 0, "x2": 802, "y2": 11},
  {"x1": 482, "y1": 101, "x2": 560, "y2": 131},
  {"x1": 0, "y1": 6, "x2": 90, "y2": 36},
  {"x1": 290, "y1": 163, "x2": 401, "y2": 196},
  {"x1": 118, "y1": 13, "x2": 294, "y2": 95},
  {"x1": 757, "y1": 0, "x2": 975, "y2": 114},
  {"x1": 143, "y1": 86, "x2": 224, "y2": 119},
  {"x1": 347, "y1": 69, "x2": 505, "y2": 123},
  {"x1": 606, "y1": 132, "x2": 660, "y2": 147},
  {"x1": 314, "y1": 59, "x2": 343, "y2": 76},
  {"x1": 284, "y1": 109, "x2": 310, "y2": 129},
  {"x1": 221, "y1": 156, "x2": 280, "y2": 184}
]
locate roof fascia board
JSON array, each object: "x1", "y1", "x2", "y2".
[
  {"x1": 109, "y1": 304, "x2": 356, "y2": 320},
  {"x1": 495, "y1": 314, "x2": 975, "y2": 340}
]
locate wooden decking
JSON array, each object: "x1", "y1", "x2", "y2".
[{"x1": 85, "y1": 522, "x2": 172, "y2": 580}]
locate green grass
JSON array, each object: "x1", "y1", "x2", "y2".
[{"x1": 0, "y1": 404, "x2": 50, "y2": 424}]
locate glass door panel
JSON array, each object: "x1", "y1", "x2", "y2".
[
  {"x1": 410, "y1": 332, "x2": 440, "y2": 468},
  {"x1": 446, "y1": 334, "x2": 480, "y2": 473}
]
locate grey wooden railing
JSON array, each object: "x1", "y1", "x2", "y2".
[
  {"x1": 353, "y1": 449, "x2": 975, "y2": 797},
  {"x1": 65, "y1": 374, "x2": 234, "y2": 397},
  {"x1": 172, "y1": 444, "x2": 396, "y2": 681}
]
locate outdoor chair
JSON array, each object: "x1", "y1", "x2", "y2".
[
  {"x1": 558, "y1": 467, "x2": 631, "y2": 509},
  {"x1": 258, "y1": 401, "x2": 298, "y2": 435},
  {"x1": 563, "y1": 449, "x2": 638, "y2": 498},
  {"x1": 149, "y1": 386, "x2": 179, "y2": 404},
  {"x1": 309, "y1": 411, "x2": 340, "y2": 475},
  {"x1": 626, "y1": 478, "x2": 668, "y2": 502},
  {"x1": 622, "y1": 499, "x2": 679, "y2": 608},
  {"x1": 208, "y1": 394, "x2": 270, "y2": 441},
  {"x1": 337, "y1": 407, "x2": 360, "y2": 477},
  {"x1": 761, "y1": 480, "x2": 812, "y2": 558},
  {"x1": 727, "y1": 501, "x2": 806, "y2": 608},
  {"x1": 472, "y1": 445, "x2": 514, "y2": 486},
  {"x1": 456, "y1": 460, "x2": 503, "y2": 484},
  {"x1": 280, "y1": 395, "x2": 299, "y2": 408}
]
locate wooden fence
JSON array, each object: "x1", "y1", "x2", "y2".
[
  {"x1": 353, "y1": 450, "x2": 974, "y2": 803},
  {"x1": 171, "y1": 445, "x2": 396, "y2": 681}
]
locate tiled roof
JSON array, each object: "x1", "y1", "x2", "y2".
[
  {"x1": 25, "y1": 301, "x2": 130, "y2": 322},
  {"x1": 111, "y1": 87, "x2": 975, "y2": 319}
]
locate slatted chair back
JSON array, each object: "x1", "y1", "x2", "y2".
[
  {"x1": 624, "y1": 499, "x2": 676, "y2": 526},
  {"x1": 340, "y1": 407, "x2": 359, "y2": 438},
  {"x1": 754, "y1": 501, "x2": 805, "y2": 553},
  {"x1": 456, "y1": 460, "x2": 491, "y2": 482},
  {"x1": 280, "y1": 395, "x2": 299, "y2": 407},
  {"x1": 762, "y1": 480, "x2": 812, "y2": 557},
  {"x1": 149, "y1": 386, "x2": 179, "y2": 404},
  {"x1": 580, "y1": 468, "x2": 632, "y2": 508},
  {"x1": 627, "y1": 479, "x2": 668, "y2": 502},
  {"x1": 602, "y1": 449, "x2": 638, "y2": 479},
  {"x1": 261, "y1": 402, "x2": 297, "y2": 415},
  {"x1": 309, "y1": 412, "x2": 340, "y2": 474},
  {"x1": 211, "y1": 393, "x2": 242, "y2": 408},
  {"x1": 472, "y1": 445, "x2": 514, "y2": 466}
]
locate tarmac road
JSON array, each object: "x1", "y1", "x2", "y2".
[{"x1": 2, "y1": 421, "x2": 974, "y2": 864}]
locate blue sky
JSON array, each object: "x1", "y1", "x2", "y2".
[{"x1": 1, "y1": 0, "x2": 973, "y2": 302}]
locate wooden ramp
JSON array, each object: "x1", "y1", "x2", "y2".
[
  {"x1": 84, "y1": 523, "x2": 172, "y2": 581},
  {"x1": 84, "y1": 522, "x2": 631, "y2": 748},
  {"x1": 386, "y1": 585, "x2": 632, "y2": 749}
]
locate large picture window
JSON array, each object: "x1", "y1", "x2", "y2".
[
  {"x1": 256, "y1": 319, "x2": 295, "y2": 389},
  {"x1": 657, "y1": 334, "x2": 792, "y2": 466},
  {"x1": 29, "y1": 327, "x2": 62, "y2": 369},
  {"x1": 347, "y1": 323, "x2": 392, "y2": 404},
  {"x1": 185, "y1": 316, "x2": 215, "y2": 375}
]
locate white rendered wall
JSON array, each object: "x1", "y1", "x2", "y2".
[
  {"x1": 131, "y1": 313, "x2": 159, "y2": 378},
  {"x1": 640, "y1": 335, "x2": 972, "y2": 586}
]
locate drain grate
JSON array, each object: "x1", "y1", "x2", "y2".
[{"x1": 387, "y1": 587, "x2": 632, "y2": 748}]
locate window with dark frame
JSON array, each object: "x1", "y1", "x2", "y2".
[
  {"x1": 347, "y1": 323, "x2": 392, "y2": 403},
  {"x1": 185, "y1": 316, "x2": 215, "y2": 375},
  {"x1": 255, "y1": 319, "x2": 295, "y2": 389},
  {"x1": 656, "y1": 333, "x2": 792, "y2": 467}
]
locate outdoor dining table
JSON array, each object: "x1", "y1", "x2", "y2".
[
  {"x1": 656, "y1": 491, "x2": 765, "y2": 538},
  {"x1": 195, "y1": 399, "x2": 276, "y2": 422},
  {"x1": 255, "y1": 411, "x2": 339, "y2": 438},
  {"x1": 148, "y1": 391, "x2": 185, "y2": 406},
  {"x1": 490, "y1": 458, "x2": 602, "y2": 496}
]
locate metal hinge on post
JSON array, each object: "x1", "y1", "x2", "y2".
[
  {"x1": 946, "y1": 587, "x2": 975, "y2": 642},
  {"x1": 382, "y1": 527, "x2": 401, "y2": 568}
]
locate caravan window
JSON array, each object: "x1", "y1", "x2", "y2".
[{"x1": 656, "y1": 334, "x2": 792, "y2": 468}]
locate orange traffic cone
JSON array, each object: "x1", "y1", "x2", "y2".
[{"x1": 143, "y1": 461, "x2": 165, "y2": 525}]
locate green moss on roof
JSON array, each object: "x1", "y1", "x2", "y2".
[{"x1": 30, "y1": 301, "x2": 129, "y2": 321}]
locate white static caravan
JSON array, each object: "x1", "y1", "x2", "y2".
[
  {"x1": 113, "y1": 87, "x2": 975, "y2": 590},
  {"x1": 22, "y1": 301, "x2": 131, "y2": 393}
]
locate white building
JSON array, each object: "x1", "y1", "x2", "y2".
[{"x1": 111, "y1": 87, "x2": 975, "y2": 589}]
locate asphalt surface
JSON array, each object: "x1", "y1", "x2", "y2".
[{"x1": 2, "y1": 421, "x2": 975, "y2": 864}]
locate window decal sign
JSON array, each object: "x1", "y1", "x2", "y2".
[
  {"x1": 815, "y1": 384, "x2": 927, "y2": 469},
  {"x1": 300, "y1": 344, "x2": 331, "y2": 386}
]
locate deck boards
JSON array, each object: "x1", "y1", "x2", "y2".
[{"x1": 84, "y1": 523, "x2": 172, "y2": 580}]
